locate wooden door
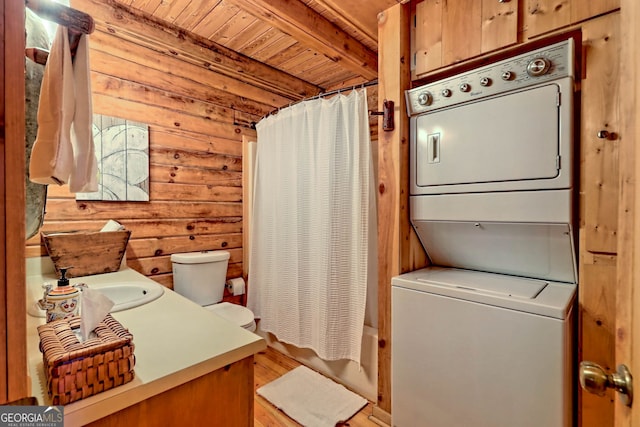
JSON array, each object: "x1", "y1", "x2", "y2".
[
  {"x1": 579, "y1": 12, "x2": 620, "y2": 427},
  {"x1": 581, "y1": 1, "x2": 639, "y2": 425},
  {"x1": 612, "y1": 0, "x2": 640, "y2": 425}
]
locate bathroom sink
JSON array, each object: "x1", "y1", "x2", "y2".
[
  {"x1": 92, "y1": 282, "x2": 165, "y2": 311},
  {"x1": 28, "y1": 281, "x2": 165, "y2": 318}
]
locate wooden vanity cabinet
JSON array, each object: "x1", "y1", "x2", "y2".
[{"x1": 85, "y1": 356, "x2": 255, "y2": 427}]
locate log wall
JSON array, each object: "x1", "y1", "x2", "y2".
[
  {"x1": 25, "y1": 0, "x2": 264, "y2": 291},
  {"x1": 25, "y1": 0, "x2": 379, "y2": 297}
]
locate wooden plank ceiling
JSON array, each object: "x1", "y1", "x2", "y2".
[{"x1": 113, "y1": 0, "x2": 399, "y2": 101}]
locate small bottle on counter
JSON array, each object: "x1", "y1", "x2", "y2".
[{"x1": 38, "y1": 267, "x2": 81, "y2": 322}]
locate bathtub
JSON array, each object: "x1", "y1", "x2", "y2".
[
  {"x1": 257, "y1": 324, "x2": 378, "y2": 401},
  {"x1": 254, "y1": 235, "x2": 379, "y2": 402}
]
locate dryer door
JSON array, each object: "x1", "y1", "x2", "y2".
[{"x1": 411, "y1": 83, "x2": 564, "y2": 195}]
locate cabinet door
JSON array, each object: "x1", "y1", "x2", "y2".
[
  {"x1": 415, "y1": 0, "x2": 517, "y2": 77},
  {"x1": 480, "y1": 0, "x2": 518, "y2": 53},
  {"x1": 442, "y1": 0, "x2": 481, "y2": 65},
  {"x1": 571, "y1": 0, "x2": 619, "y2": 23},
  {"x1": 524, "y1": 0, "x2": 571, "y2": 38},
  {"x1": 525, "y1": 0, "x2": 620, "y2": 39},
  {"x1": 415, "y1": 0, "x2": 443, "y2": 74}
]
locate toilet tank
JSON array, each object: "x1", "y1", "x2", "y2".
[{"x1": 170, "y1": 251, "x2": 230, "y2": 305}]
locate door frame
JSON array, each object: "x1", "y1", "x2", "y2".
[{"x1": 1, "y1": 0, "x2": 27, "y2": 403}]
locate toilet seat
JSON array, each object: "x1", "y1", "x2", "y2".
[{"x1": 206, "y1": 302, "x2": 256, "y2": 332}]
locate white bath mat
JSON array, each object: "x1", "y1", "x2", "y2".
[{"x1": 257, "y1": 365, "x2": 367, "y2": 427}]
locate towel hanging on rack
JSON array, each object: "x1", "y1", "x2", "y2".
[{"x1": 29, "y1": 24, "x2": 98, "y2": 192}]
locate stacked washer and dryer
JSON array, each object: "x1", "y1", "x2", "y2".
[{"x1": 392, "y1": 39, "x2": 578, "y2": 427}]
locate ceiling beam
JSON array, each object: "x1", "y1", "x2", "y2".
[
  {"x1": 225, "y1": 0, "x2": 379, "y2": 80},
  {"x1": 80, "y1": 0, "x2": 322, "y2": 102},
  {"x1": 310, "y1": 0, "x2": 378, "y2": 48}
]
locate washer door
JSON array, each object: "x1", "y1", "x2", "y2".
[{"x1": 411, "y1": 83, "x2": 565, "y2": 194}]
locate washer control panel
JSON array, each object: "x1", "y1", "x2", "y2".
[{"x1": 406, "y1": 39, "x2": 575, "y2": 116}]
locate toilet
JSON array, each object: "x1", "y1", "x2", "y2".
[{"x1": 170, "y1": 250, "x2": 256, "y2": 332}]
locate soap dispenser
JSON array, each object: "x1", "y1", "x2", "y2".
[{"x1": 38, "y1": 267, "x2": 82, "y2": 322}]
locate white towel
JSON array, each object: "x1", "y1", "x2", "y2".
[{"x1": 29, "y1": 26, "x2": 98, "y2": 193}]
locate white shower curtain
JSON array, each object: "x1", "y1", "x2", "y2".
[{"x1": 248, "y1": 89, "x2": 374, "y2": 363}]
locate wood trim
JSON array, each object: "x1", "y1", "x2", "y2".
[
  {"x1": 225, "y1": 0, "x2": 378, "y2": 80},
  {"x1": 2, "y1": 0, "x2": 27, "y2": 403},
  {"x1": 377, "y1": 3, "x2": 427, "y2": 414},
  {"x1": 242, "y1": 135, "x2": 256, "y2": 280},
  {"x1": 0, "y1": 0, "x2": 7, "y2": 405},
  {"x1": 616, "y1": 0, "x2": 639, "y2": 425},
  {"x1": 371, "y1": 405, "x2": 391, "y2": 426}
]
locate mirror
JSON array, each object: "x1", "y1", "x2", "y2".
[{"x1": 25, "y1": 9, "x2": 50, "y2": 240}]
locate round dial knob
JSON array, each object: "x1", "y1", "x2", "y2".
[
  {"x1": 441, "y1": 88, "x2": 452, "y2": 98},
  {"x1": 459, "y1": 83, "x2": 471, "y2": 92},
  {"x1": 501, "y1": 71, "x2": 514, "y2": 81},
  {"x1": 479, "y1": 77, "x2": 492, "y2": 87},
  {"x1": 417, "y1": 92, "x2": 433, "y2": 106},
  {"x1": 527, "y1": 57, "x2": 551, "y2": 77}
]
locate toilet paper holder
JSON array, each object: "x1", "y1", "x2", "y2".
[{"x1": 225, "y1": 277, "x2": 246, "y2": 296}]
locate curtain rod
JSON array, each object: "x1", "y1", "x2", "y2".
[
  {"x1": 260, "y1": 79, "x2": 379, "y2": 123},
  {"x1": 308, "y1": 79, "x2": 378, "y2": 102}
]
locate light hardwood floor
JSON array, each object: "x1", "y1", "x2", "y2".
[{"x1": 254, "y1": 347, "x2": 380, "y2": 427}]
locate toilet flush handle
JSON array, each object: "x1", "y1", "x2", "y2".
[{"x1": 579, "y1": 361, "x2": 633, "y2": 407}]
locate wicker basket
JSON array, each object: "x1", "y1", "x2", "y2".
[
  {"x1": 42, "y1": 230, "x2": 131, "y2": 278},
  {"x1": 37, "y1": 314, "x2": 135, "y2": 405}
]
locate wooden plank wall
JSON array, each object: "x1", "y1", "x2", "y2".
[
  {"x1": 24, "y1": 0, "x2": 379, "y2": 296},
  {"x1": 24, "y1": 0, "x2": 263, "y2": 290}
]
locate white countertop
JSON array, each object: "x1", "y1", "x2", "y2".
[{"x1": 26, "y1": 257, "x2": 266, "y2": 426}]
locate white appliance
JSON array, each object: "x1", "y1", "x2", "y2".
[{"x1": 392, "y1": 39, "x2": 577, "y2": 427}]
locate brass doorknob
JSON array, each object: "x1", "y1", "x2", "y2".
[{"x1": 579, "y1": 361, "x2": 633, "y2": 407}]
